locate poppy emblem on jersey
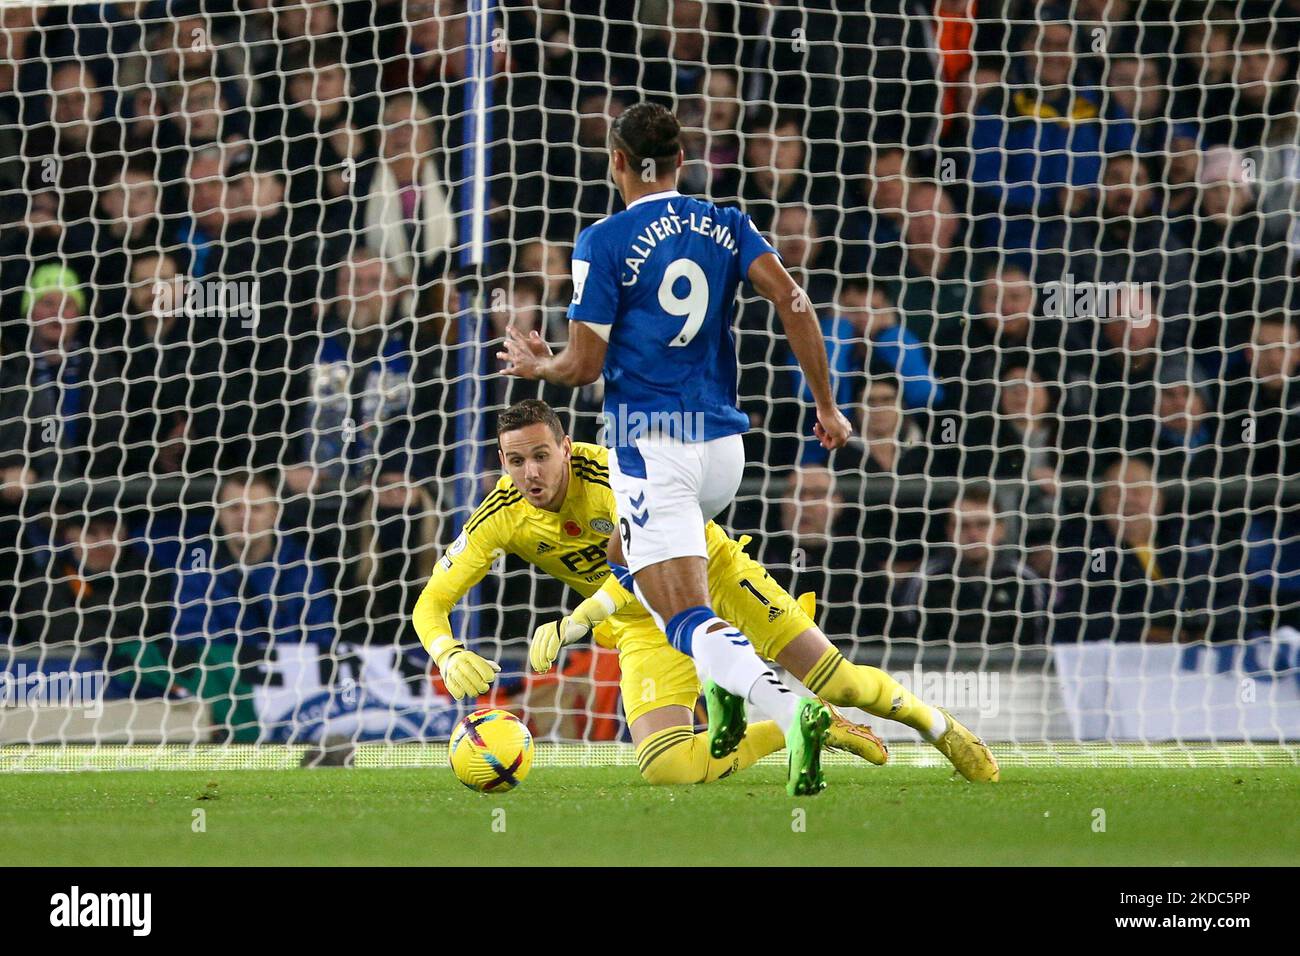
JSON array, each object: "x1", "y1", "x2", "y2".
[
  {"x1": 563, "y1": 520, "x2": 582, "y2": 537},
  {"x1": 590, "y1": 518, "x2": 615, "y2": 535}
]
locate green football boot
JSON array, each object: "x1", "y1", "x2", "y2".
[
  {"x1": 704, "y1": 680, "x2": 747, "y2": 759},
  {"x1": 786, "y1": 697, "x2": 832, "y2": 796}
]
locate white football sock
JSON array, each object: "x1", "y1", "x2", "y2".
[
  {"x1": 921, "y1": 707, "x2": 947, "y2": 743},
  {"x1": 690, "y1": 618, "x2": 798, "y2": 732}
]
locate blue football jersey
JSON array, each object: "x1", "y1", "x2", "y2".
[{"x1": 566, "y1": 189, "x2": 777, "y2": 450}]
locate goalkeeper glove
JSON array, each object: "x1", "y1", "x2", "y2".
[
  {"x1": 529, "y1": 589, "x2": 619, "y2": 673},
  {"x1": 429, "y1": 636, "x2": 501, "y2": 700}
]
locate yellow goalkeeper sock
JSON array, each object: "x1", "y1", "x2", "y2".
[
  {"x1": 635, "y1": 721, "x2": 786, "y2": 785},
  {"x1": 803, "y1": 647, "x2": 946, "y2": 742}
]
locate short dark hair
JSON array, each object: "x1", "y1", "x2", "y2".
[
  {"x1": 610, "y1": 102, "x2": 681, "y2": 178},
  {"x1": 1241, "y1": 21, "x2": 1275, "y2": 48},
  {"x1": 220, "y1": 469, "x2": 279, "y2": 498},
  {"x1": 497, "y1": 399, "x2": 565, "y2": 446},
  {"x1": 956, "y1": 482, "x2": 996, "y2": 512},
  {"x1": 842, "y1": 276, "x2": 895, "y2": 306},
  {"x1": 1257, "y1": 309, "x2": 1293, "y2": 331},
  {"x1": 55, "y1": 510, "x2": 119, "y2": 540}
]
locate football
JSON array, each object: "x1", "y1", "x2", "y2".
[{"x1": 448, "y1": 709, "x2": 534, "y2": 793}]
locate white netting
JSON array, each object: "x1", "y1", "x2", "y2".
[{"x1": 1, "y1": 0, "x2": 1298, "y2": 769}]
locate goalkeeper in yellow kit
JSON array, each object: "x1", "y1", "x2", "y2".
[{"x1": 413, "y1": 400, "x2": 998, "y2": 784}]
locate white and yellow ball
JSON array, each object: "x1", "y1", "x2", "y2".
[{"x1": 449, "y1": 708, "x2": 534, "y2": 792}]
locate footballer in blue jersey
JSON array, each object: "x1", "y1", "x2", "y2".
[
  {"x1": 564, "y1": 189, "x2": 769, "y2": 449},
  {"x1": 500, "y1": 102, "x2": 854, "y2": 795}
]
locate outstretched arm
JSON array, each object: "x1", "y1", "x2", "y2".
[
  {"x1": 413, "y1": 523, "x2": 504, "y2": 699},
  {"x1": 497, "y1": 321, "x2": 607, "y2": 387},
  {"x1": 747, "y1": 252, "x2": 851, "y2": 450}
]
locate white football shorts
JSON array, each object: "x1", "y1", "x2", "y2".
[{"x1": 607, "y1": 432, "x2": 746, "y2": 574}]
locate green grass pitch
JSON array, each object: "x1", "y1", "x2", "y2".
[{"x1": 5, "y1": 763, "x2": 1298, "y2": 866}]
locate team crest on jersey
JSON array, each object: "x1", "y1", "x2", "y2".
[
  {"x1": 563, "y1": 520, "x2": 582, "y2": 537},
  {"x1": 590, "y1": 518, "x2": 615, "y2": 535}
]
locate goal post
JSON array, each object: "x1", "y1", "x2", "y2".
[{"x1": 0, "y1": 0, "x2": 1298, "y2": 770}]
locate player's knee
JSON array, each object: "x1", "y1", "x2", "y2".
[
  {"x1": 636, "y1": 731, "x2": 705, "y2": 786},
  {"x1": 638, "y1": 758, "x2": 700, "y2": 786}
]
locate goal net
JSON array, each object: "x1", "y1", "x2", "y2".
[{"x1": 1, "y1": 0, "x2": 1298, "y2": 771}]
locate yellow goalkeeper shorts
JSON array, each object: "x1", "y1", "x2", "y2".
[{"x1": 611, "y1": 531, "x2": 815, "y2": 726}]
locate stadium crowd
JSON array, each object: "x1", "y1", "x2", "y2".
[{"x1": 1, "y1": 0, "x2": 1299, "y2": 732}]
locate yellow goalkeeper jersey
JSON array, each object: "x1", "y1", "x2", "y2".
[
  {"x1": 412, "y1": 442, "x2": 814, "y2": 724},
  {"x1": 413, "y1": 443, "x2": 645, "y2": 651}
]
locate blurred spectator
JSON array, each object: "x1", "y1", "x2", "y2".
[
  {"x1": 1191, "y1": 21, "x2": 1296, "y2": 152},
  {"x1": 1225, "y1": 313, "x2": 1300, "y2": 478},
  {"x1": 120, "y1": 252, "x2": 191, "y2": 477},
  {"x1": 896, "y1": 483, "x2": 1048, "y2": 644},
  {"x1": 733, "y1": 113, "x2": 812, "y2": 233},
  {"x1": 1065, "y1": 283, "x2": 1167, "y2": 461},
  {"x1": 543, "y1": 89, "x2": 624, "y2": 242},
  {"x1": 957, "y1": 259, "x2": 1085, "y2": 474},
  {"x1": 164, "y1": 74, "x2": 245, "y2": 148},
  {"x1": 338, "y1": 482, "x2": 439, "y2": 647},
  {"x1": 893, "y1": 182, "x2": 969, "y2": 349},
  {"x1": 827, "y1": 377, "x2": 929, "y2": 578},
  {"x1": 762, "y1": 466, "x2": 870, "y2": 640},
  {"x1": 286, "y1": 248, "x2": 429, "y2": 494},
  {"x1": 989, "y1": 365, "x2": 1083, "y2": 511},
  {"x1": 89, "y1": 159, "x2": 182, "y2": 328},
  {"x1": 1054, "y1": 455, "x2": 1244, "y2": 642},
  {"x1": 1152, "y1": 352, "x2": 1234, "y2": 482},
  {"x1": 835, "y1": 0, "x2": 941, "y2": 150},
  {"x1": 1065, "y1": 153, "x2": 1193, "y2": 333},
  {"x1": 632, "y1": 0, "x2": 711, "y2": 101},
  {"x1": 1, "y1": 264, "x2": 130, "y2": 484},
  {"x1": 255, "y1": 40, "x2": 367, "y2": 244},
  {"x1": 182, "y1": 142, "x2": 322, "y2": 473},
  {"x1": 144, "y1": 10, "x2": 245, "y2": 97},
  {"x1": 699, "y1": 68, "x2": 742, "y2": 202},
  {"x1": 380, "y1": 0, "x2": 457, "y2": 97},
  {"x1": 0, "y1": 187, "x2": 95, "y2": 349},
  {"x1": 1071, "y1": 0, "x2": 1148, "y2": 67},
  {"x1": 1184, "y1": 146, "x2": 1294, "y2": 376},
  {"x1": 770, "y1": 203, "x2": 834, "y2": 310},
  {"x1": 968, "y1": 15, "x2": 1127, "y2": 254},
  {"x1": 1227, "y1": 315, "x2": 1300, "y2": 629},
  {"x1": 1103, "y1": 56, "x2": 1198, "y2": 184},
  {"x1": 859, "y1": 281, "x2": 944, "y2": 412},
  {"x1": 264, "y1": 0, "x2": 347, "y2": 93},
  {"x1": 171, "y1": 471, "x2": 337, "y2": 741},
  {"x1": 935, "y1": 0, "x2": 978, "y2": 140},
  {"x1": 841, "y1": 146, "x2": 910, "y2": 277},
  {"x1": 354, "y1": 91, "x2": 454, "y2": 308},
  {"x1": 9, "y1": 511, "x2": 177, "y2": 699},
  {"x1": 515, "y1": 240, "x2": 572, "y2": 315},
  {"x1": 828, "y1": 376, "x2": 928, "y2": 479},
  {"x1": 23, "y1": 60, "x2": 126, "y2": 225},
  {"x1": 794, "y1": 279, "x2": 943, "y2": 467}
]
